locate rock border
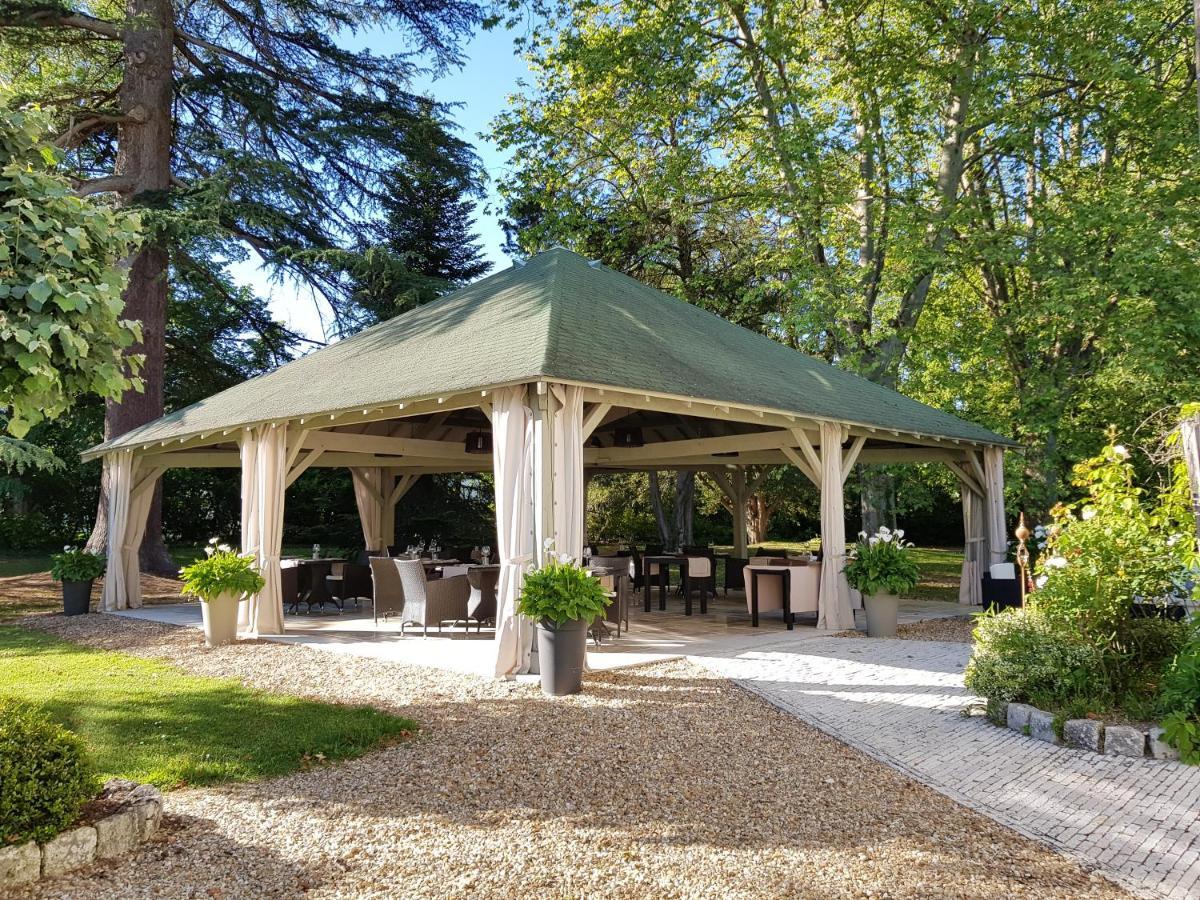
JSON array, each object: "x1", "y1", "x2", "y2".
[
  {"x1": 0, "y1": 779, "x2": 162, "y2": 889},
  {"x1": 997, "y1": 701, "x2": 1179, "y2": 761}
]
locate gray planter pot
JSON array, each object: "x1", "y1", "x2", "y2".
[
  {"x1": 62, "y1": 580, "x2": 94, "y2": 616},
  {"x1": 536, "y1": 618, "x2": 588, "y2": 696},
  {"x1": 863, "y1": 592, "x2": 899, "y2": 638}
]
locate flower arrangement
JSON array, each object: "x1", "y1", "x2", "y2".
[
  {"x1": 49, "y1": 546, "x2": 106, "y2": 583},
  {"x1": 179, "y1": 538, "x2": 265, "y2": 602},
  {"x1": 843, "y1": 526, "x2": 921, "y2": 597},
  {"x1": 516, "y1": 540, "x2": 610, "y2": 625}
]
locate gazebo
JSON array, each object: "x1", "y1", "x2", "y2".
[{"x1": 84, "y1": 248, "x2": 1015, "y2": 676}]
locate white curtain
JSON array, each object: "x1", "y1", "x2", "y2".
[
  {"x1": 817, "y1": 421, "x2": 855, "y2": 630},
  {"x1": 1181, "y1": 415, "x2": 1200, "y2": 554},
  {"x1": 351, "y1": 467, "x2": 393, "y2": 552},
  {"x1": 239, "y1": 424, "x2": 287, "y2": 636},
  {"x1": 490, "y1": 386, "x2": 536, "y2": 677},
  {"x1": 551, "y1": 384, "x2": 585, "y2": 560},
  {"x1": 983, "y1": 446, "x2": 1008, "y2": 565},
  {"x1": 958, "y1": 486, "x2": 986, "y2": 605},
  {"x1": 101, "y1": 451, "x2": 162, "y2": 611}
]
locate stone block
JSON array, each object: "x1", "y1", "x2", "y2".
[
  {"x1": 131, "y1": 797, "x2": 162, "y2": 840},
  {"x1": 1028, "y1": 708, "x2": 1060, "y2": 744},
  {"x1": 1103, "y1": 725, "x2": 1147, "y2": 758},
  {"x1": 41, "y1": 825, "x2": 96, "y2": 877},
  {"x1": 1150, "y1": 727, "x2": 1180, "y2": 761},
  {"x1": 1007, "y1": 702, "x2": 1034, "y2": 733},
  {"x1": 95, "y1": 808, "x2": 140, "y2": 859},
  {"x1": 1064, "y1": 718, "x2": 1104, "y2": 753},
  {"x1": 0, "y1": 841, "x2": 41, "y2": 888}
]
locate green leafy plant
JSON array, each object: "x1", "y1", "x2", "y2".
[
  {"x1": 843, "y1": 527, "x2": 921, "y2": 596},
  {"x1": 0, "y1": 697, "x2": 98, "y2": 845},
  {"x1": 48, "y1": 546, "x2": 105, "y2": 583},
  {"x1": 0, "y1": 97, "x2": 143, "y2": 438},
  {"x1": 179, "y1": 539, "x2": 265, "y2": 602},
  {"x1": 516, "y1": 544, "x2": 609, "y2": 625},
  {"x1": 965, "y1": 606, "x2": 1110, "y2": 706}
]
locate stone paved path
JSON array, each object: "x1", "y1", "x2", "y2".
[{"x1": 692, "y1": 636, "x2": 1200, "y2": 900}]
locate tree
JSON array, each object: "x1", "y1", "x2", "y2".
[
  {"x1": 0, "y1": 97, "x2": 141, "y2": 448},
  {"x1": 1, "y1": 0, "x2": 482, "y2": 569}
]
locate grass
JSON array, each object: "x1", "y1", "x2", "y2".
[
  {"x1": 713, "y1": 541, "x2": 965, "y2": 602},
  {"x1": 0, "y1": 625, "x2": 414, "y2": 789}
]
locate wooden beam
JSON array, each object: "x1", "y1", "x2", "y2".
[
  {"x1": 792, "y1": 428, "x2": 822, "y2": 477},
  {"x1": 841, "y1": 436, "x2": 867, "y2": 484},
  {"x1": 388, "y1": 473, "x2": 420, "y2": 507},
  {"x1": 586, "y1": 428, "x2": 796, "y2": 464},
  {"x1": 303, "y1": 430, "x2": 473, "y2": 460},
  {"x1": 581, "y1": 402, "x2": 612, "y2": 441},
  {"x1": 285, "y1": 448, "x2": 325, "y2": 488},
  {"x1": 781, "y1": 446, "x2": 820, "y2": 488},
  {"x1": 349, "y1": 468, "x2": 387, "y2": 507}
]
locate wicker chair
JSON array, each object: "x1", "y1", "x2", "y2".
[
  {"x1": 369, "y1": 557, "x2": 405, "y2": 625},
  {"x1": 329, "y1": 563, "x2": 373, "y2": 609},
  {"x1": 723, "y1": 555, "x2": 749, "y2": 595},
  {"x1": 466, "y1": 566, "x2": 500, "y2": 631},
  {"x1": 281, "y1": 562, "x2": 312, "y2": 614},
  {"x1": 394, "y1": 559, "x2": 470, "y2": 636}
]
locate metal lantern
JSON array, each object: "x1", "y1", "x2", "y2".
[
  {"x1": 613, "y1": 426, "x2": 644, "y2": 448},
  {"x1": 464, "y1": 431, "x2": 492, "y2": 454},
  {"x1": 1014, "y1": 512, "x2": 1031, "y2": 607}
]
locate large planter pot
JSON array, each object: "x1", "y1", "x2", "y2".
[
  {"x1": 200, "y1": 592, "x2": 240, "y2": 647},
  {"x1": 536, "y1": 618, "x2": 588, "y2": 696},
  {"x1": 863, "y1": 592, "x2": 899, "y2": 638},
  {"x1": 61, "y1": 580, "x2": 93, "y2": 616}
]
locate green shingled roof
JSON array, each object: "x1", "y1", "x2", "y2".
[{"x1": 87, "y1": 247, "x2": 1012, "y2": 455}]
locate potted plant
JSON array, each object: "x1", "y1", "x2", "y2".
[
  {"x1": 516, "y1": 542, "x2": 610, "y2": 696},
  {"x1": 179, "y1": 539, "x2": 266, "y2": 647},
  {"x1": 844, "y1": 526, "x2": 921, "y2": 637},
  {"x1": 49, "y1": 546, "x2": 106, "y2": 616}
]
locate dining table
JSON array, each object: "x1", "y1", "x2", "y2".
[{"x1": 287, "y1": 557, "x2": 346, "y2": 610}]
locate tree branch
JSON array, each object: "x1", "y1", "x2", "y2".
[
  {"x1": 0, "y1": 8, "x2": 121, "y2": 38},
  {"x1": 73, "y1": 174, "x2": 134, "y2": 196}
]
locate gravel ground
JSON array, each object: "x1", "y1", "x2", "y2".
[
  {"x1": 13, "y1": 614, "x2": 1121, "y2": 900},
  {"x1": 839, "y1": 615, "x2": 978, "y2": 643}
]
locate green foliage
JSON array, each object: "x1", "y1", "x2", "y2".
[
  {"x1": 179, "y1": 539, "x2": 265, "y2": 602},
  {"x1": 965, "y1": 607, "x2": 1110, "y2": 707},
  {"x1": 517, "y1": 547, "x2": 610, "y2": 625},
  {"x1": 0, "y1": 97, "x2": 143, "y2": 438},
  {"x1": 0, "y1": 626, "x2": 414, "y2": 788},
  {"x1": 843, "y1": 527, "x2": 921, "y2": 597},
  {"x1": 1159, "y1": 630, "x2": 1200, "y2": 763},
  {"x1": 0, "y1": 697, "x2": 98, "y2": 845},
  {"x1": 48, "y1": 546, "x2": 105, "y2": 582},
  {"x1": 1031, "y1": 442, "x2": 1196, "y2": 648},
  {"x1": 0, "y1": 510, "x2": 59, "y2": 551}
]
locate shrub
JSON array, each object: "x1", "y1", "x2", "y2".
[
  {"x1": 49, "y1": 547, "x2": 106, "y2": 582},
  {"x1": 0, "y1": 511, "x2": 61, "y2": 551},
  {"x1": 179, "y1": 538, "x2": 266, "y2": 601},
  {"x1": 0, "y1": 698, "x2": 98, "y2": 845},
  {"x1": 517, "y1": 543, "x2": 609, "y2": 625},
  {"x1": 844, "y1": 526, "x2": 921, "y2": 596},
  {"x1": 965, "y1": 607, "x2": 1109, "y2": 707}
]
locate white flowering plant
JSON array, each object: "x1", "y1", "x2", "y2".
[
  {"x1": 1032, "y1": 440, "x2": 1196, "y2": 645},
  {"x1": 843, "y1": 526, "x2": 921, "y2": 597},
  {"x1": 49, "y1": 546, "x2": 106, "y2": 582},
  {"x1": 179, "y1": 538, "x2": 265, "y2": 602},
  {"x1": 516, "y1": 539, "x2": 609, "y2": 625}
]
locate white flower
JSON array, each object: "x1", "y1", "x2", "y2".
[
  {"x1": 1034, "y1": 525, "x2": 1046, "y2": 537},
  {"x1": 1112, "y1": 444, "x2": 1130, "y2": 460},
  {"x1": 880, "y1": 533, "x2": 893, "y2": 543},
  {"x1": 878, "y1": 525, "x2": 891, "y2": 535},
  {"x1": 858, "y1": 531, "x2": 868, "y2": 541},
  {"x1": 204, "y1": 546, "x2": 215, "y2": 556},
  {"x1": 1036, "y1": 540, "x2": 1046, "y2": 550},
  {"x1": 557, "y1": 552, "x2": 574, "y2": 564},
  {"x1": 543, "y1": 537, "x2": 555, "y2": 550},
  {"x1": 1035, "y1": 575, "x2": 1048, "y2": 589},
  {"x1": 1045, "y1": 556, "x2": 1068, "y2": 570},
  {"x1": 894, "y1": 529, "x2": 904, "y2": 539},
  {"x1": 1081, "y1": 506, "x2": 1097, "y2": 521},
  {"x1": 63, "y1": 544, "x2": 72, "y2": 552},
  {"x1": 1168, "y1": 534, "x2": 1182, "y2": 547},
  {"x1": 217, "y1": 543, "x2": 232, "y2": 553},
  {"x1": 868, "y1": 536, "x2": 879, "y2": 546},
  {"x1": 208, "y1": 536, "x2": 220, "y2": 544}
]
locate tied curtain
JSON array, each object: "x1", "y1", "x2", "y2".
[
  {"x1": 490, "y1": 386, "x2": 537, "y2": 677},
  {"x1": 239, "y1": 424, "x2": 287, "y2": 636},
  {"x1": 959, "y1": 486, "x2": 986, "y2": 605},
  {"x1": 351, "y1": 467, "x2": 395, "y2": 552},
  {"x1": 101, "y1": 451, "x2": 162, "y2": 611},
  {"x1": 550, "y1": 384, "x2": 585, "y2": 561},
  {"x1": 817, "y1": 421, "x2": 855, "y2": 631},
  {"x1": 983, "y1": 447, "x2": 1008, "y2": 565}
]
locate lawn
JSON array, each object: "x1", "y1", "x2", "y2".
[{"x1": 0, "y1": 625, "x2": 414, "y2": 788}]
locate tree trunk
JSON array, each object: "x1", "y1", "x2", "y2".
[
  {"x1": 746, "y1": 493, "x2": 771, "y2": 545},
  {"x1": 859, "y1": 468, "x2": 896, "y2": 536},
  {"x1": 672, "y1": 471, "x2": 695, "y2": 547},
  {"x1": 647, "y1": 471, "x2": 671, "y2": 546},
  {"x1": 85, "y1": 0, "x2": 177, "y2": 574}
]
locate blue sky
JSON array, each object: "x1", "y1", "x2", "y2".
[{"x1": 230, "y1": 25, "x2": 531, "y2": 343}]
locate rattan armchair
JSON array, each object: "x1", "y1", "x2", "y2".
[
  {"x1": 394, "y1": 559, "x2": 470, "y2": 636},
  {"x1": 369, "y1": 556, "x2": 405, "y2": 625}
]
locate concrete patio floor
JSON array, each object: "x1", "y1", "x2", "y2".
[{"x1": 114, "y1": 592, "x2": 972, "y2": 676}]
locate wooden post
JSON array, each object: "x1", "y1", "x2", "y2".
[{"x1": 732, "y1": 467, "x2": 749, "y2": 558}]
